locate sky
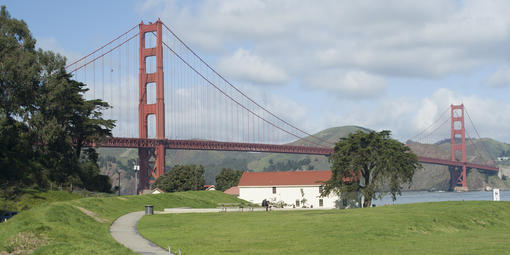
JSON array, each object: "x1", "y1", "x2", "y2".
[{"x1": 4, "y1": 0, "x2": 510, "y2": 143}]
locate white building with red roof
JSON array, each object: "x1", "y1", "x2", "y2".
[{"x1": 238, "y1": 170, "x2": 342, "y2": 209}]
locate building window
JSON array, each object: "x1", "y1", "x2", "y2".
[
  {"x1": 319, "y1": 185, "x2": 323, "y2": 193},
  {"x1": 296, "y1": 199, "x2": 300, "y2": 207},
  {"x1": 319, "y1": 199, "x2": 324, "y2": 207},
  {"x1": 272, "y1": 187, "x2": 276, "y2": 194}
]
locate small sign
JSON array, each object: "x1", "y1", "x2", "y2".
[{"x1": 493, "y1": 188, "x2": 500, "y2": 201}]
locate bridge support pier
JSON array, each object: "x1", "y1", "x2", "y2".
[
  {"x1": 448, "y1": 165, "x2": 468, "y2": 191},
  {"x1": 137, "y1": 148, "x2": 152, "y2": 192}
]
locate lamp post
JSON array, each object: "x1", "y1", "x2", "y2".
[
  {"x1": 133, "y1": 164, "x2": 140, "y2": 195},
  {"x1": 116, "y1": 171, "x2": 121, "y2": 196}
]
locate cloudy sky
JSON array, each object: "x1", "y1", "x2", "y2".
[{"x1": 5, "y1": 0, "x2": 510, "y2": 143}]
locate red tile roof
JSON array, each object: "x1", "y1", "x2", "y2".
[
  {"x1": 224, "y1": 186, "x2": 240, "y2": 196},
  {"x1": 238, "y1": 170, "x2": 331, "y2": 186}
]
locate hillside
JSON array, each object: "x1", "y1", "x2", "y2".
[
  {"x1": 0, "y1": 191, "x2": 249, "y2": 254},
  {"x1": 97, "y1": 126, "x2": 510, "y2": 194}
]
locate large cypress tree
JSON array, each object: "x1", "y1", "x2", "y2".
[
  {"x1": 0, "y1": 6, "x2": 41, "y2": 193},
  {"x1": 0, "y1": 6, "x2": 114, "y2": 196},
  {"x1": 321, "y1": 130, "x2": 421, "y2": 207}
]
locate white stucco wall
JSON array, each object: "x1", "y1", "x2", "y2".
[{"x1": 239, "y1": 185, "x2": 340, "y2": 208}]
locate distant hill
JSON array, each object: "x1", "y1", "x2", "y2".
[
  {"x1": 289, "y1": 125, "x2": 371, "y2": 147},
  {"x1": 97, "y1": 126, "x2": 510, "y2": 194}
]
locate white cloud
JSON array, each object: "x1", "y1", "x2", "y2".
[
  {"x1": 411, "y1": 88, "x2": 510, "y2": 142},
  {"x1": 307, "y1": 69, "x2": 386, "y2": 99},
  {"x1": 139, "y1": 0, "x2": 510, "y2": 98},
  {"x1": 319, "y1": 97, "x2": 415, "y2": 139},
  {"x1": 413, "y1": 88, "x2": 456, "y2": 130},
  {"x1": 217, "y1": 48, "x2": 289, "y2": 85},
  {"x1": 311, "y1": 87, "x2": 510, "y2": 143},
  {"x1": 237, "y1": 84, "x2": 308, "y2": 125},
  {"x1": 486, "y1": 65, "x2": 510, "y2": 88}
]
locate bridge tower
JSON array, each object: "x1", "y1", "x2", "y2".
[
  {"x1": 138, "y1": 20, "x2": 166, "y2": 192},
  {"x1": 449, "y1": 104, "x2": 468, "y2": 191}
]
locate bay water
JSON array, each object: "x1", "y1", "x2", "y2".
[{"x1": 372, "y1": 190, "x2": 510, "y2": 206}]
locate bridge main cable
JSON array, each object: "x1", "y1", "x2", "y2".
[
  {"x1": 66, "y1": 24, "x2": 138, "y2": 70},
  {"x1": 68, "y1": 33, "x2": 139, "y2": 74},
  {"x1": 161, "y1": 22, "x2": 334, "y2": 147},
  {"x1": 158, "y1": 31, "x2": 328, "y2": 148}
]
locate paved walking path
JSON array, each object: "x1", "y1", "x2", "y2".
[
  {"x1": 110, "y1": 211, "x2": 170, "y2": 255},
  {"x1": 110, "y1": 207, "x2": 327, "y2": 254}
]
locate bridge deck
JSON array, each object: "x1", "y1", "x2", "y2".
[
  {"x1": 86, "y1": 137, "x2": 333, "y2": 155},
  {"x1": 86, "y1": 137, "x2": 498, "y2": 172}
]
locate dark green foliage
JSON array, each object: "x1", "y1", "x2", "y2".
[
  {"x1": 78, "y1": 149, "x2": 112, "y2": 193},
  {"x1": 0, "y1": 6, "x2": 39, "y2": 116},
  {"x1": 0, "y1": 6, "x2": 40, "y2": 194},
  {"x1": 322, "y1": 130, "x2": 420, "y2": 207},
  {"x1": 264, "y1": 158, "x2": 311, "y2": 171},
  {"x1": 0, "y1": 6, "x2": 114, "y2": 201},
  {"x1": 154, "y1": 165, "x2": 206, "y2": 192},
  {"x1": 215, "y1": 168, "x2": 244, "y2": 191}
]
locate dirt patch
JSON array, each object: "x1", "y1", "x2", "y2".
[
  {"x1": 2, "y1": 232, "x2": 48, "y2": 255},
  {"x1": 73, "y1": 206, "x2": 108, "y2": 223},
  {"x1": 117, "y1": 197, "x2": 127, "y2": 201}
]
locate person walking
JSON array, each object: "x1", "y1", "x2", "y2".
[{"x1": 262, "y1": 199, "x2": 269, "y2": 211}]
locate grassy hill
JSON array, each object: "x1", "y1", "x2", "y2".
[
  {"x1": 289, "y1": 125, "x2": 371, "y2": 147},
  {"x1": 0, "y1": 190, "x2": 250, "y2": 254},
  {"x1": 138, "y1": 201, "x2": 510, "y2": 255}
]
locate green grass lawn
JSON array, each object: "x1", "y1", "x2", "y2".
[
  {"x1": 138, "y1": 201, "x2": 510, "y2": 255},
  {"x1": 0, "y1": 190, "x2": 249, "y2": 254}
]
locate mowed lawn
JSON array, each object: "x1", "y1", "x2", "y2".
[{"x1": 138, "y1": 201, "x2": 510, "y2": 255}]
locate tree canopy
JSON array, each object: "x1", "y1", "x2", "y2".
[
  {"x1": 215, "y1": 168, "x2": 244, "y2": 191},
  {"x1": 321, "y1": 130, "x2": 421, "y2": 207},
  {"x1": 154, "y1": 165, "x2": 206, "y2": 192},
  {"x1": 0, "y1": 6, "x2": 114, "y2": 199}
]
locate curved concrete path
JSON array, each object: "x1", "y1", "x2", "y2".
[
  {"x1": 110, "y1": 211, "x2": 170, "y2": 255},
  {"x1": 111, "y1": 207, "x2": 325, "y2": 254}
]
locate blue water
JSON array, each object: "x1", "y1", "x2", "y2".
[{"x1": 372, "y1": 190, "x2": 510, "y2": 206}]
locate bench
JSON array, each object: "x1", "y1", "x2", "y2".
[{"x1": 218, "y1": 203, "x2": 254, "y2": 212}]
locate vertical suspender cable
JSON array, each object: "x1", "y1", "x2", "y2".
[
  {"x1": 110, "y1": 53, "x2": 113, "y2": 120},
  {"x1": 93, "y1": 60, "x2": 96, "y2": 99},
  {"x1": 119, "y1": 46, "x2": 122, "y2": 136}
]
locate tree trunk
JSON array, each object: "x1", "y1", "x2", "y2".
[
  {"x1": 362, "y1": 168, "x2": 372, "y2": 208},
  {"x1": 363, "y1": 194, "x2": 372, "y2": 208},
  {"x1": 75, "y1": 137, "x2": 83, "y2": 158}
]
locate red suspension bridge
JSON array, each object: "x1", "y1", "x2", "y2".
[{"x1": 67, "y1": 20, "x2": 498, "y2": 193}]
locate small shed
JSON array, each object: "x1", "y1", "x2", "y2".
[
  {"x1": 204, "y1": 185, "x2": 216, "y2": 191},
  {"x1": 142, "y1": 188, "x2": 165, "y2": 195}
]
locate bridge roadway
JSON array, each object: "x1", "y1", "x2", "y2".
[{"x1": 86, "y1": 137, "x2": 499, "y2": 173}]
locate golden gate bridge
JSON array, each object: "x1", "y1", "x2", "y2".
[{"x1": 66, "y1": 20, "x2": 498, "y2": 192}]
